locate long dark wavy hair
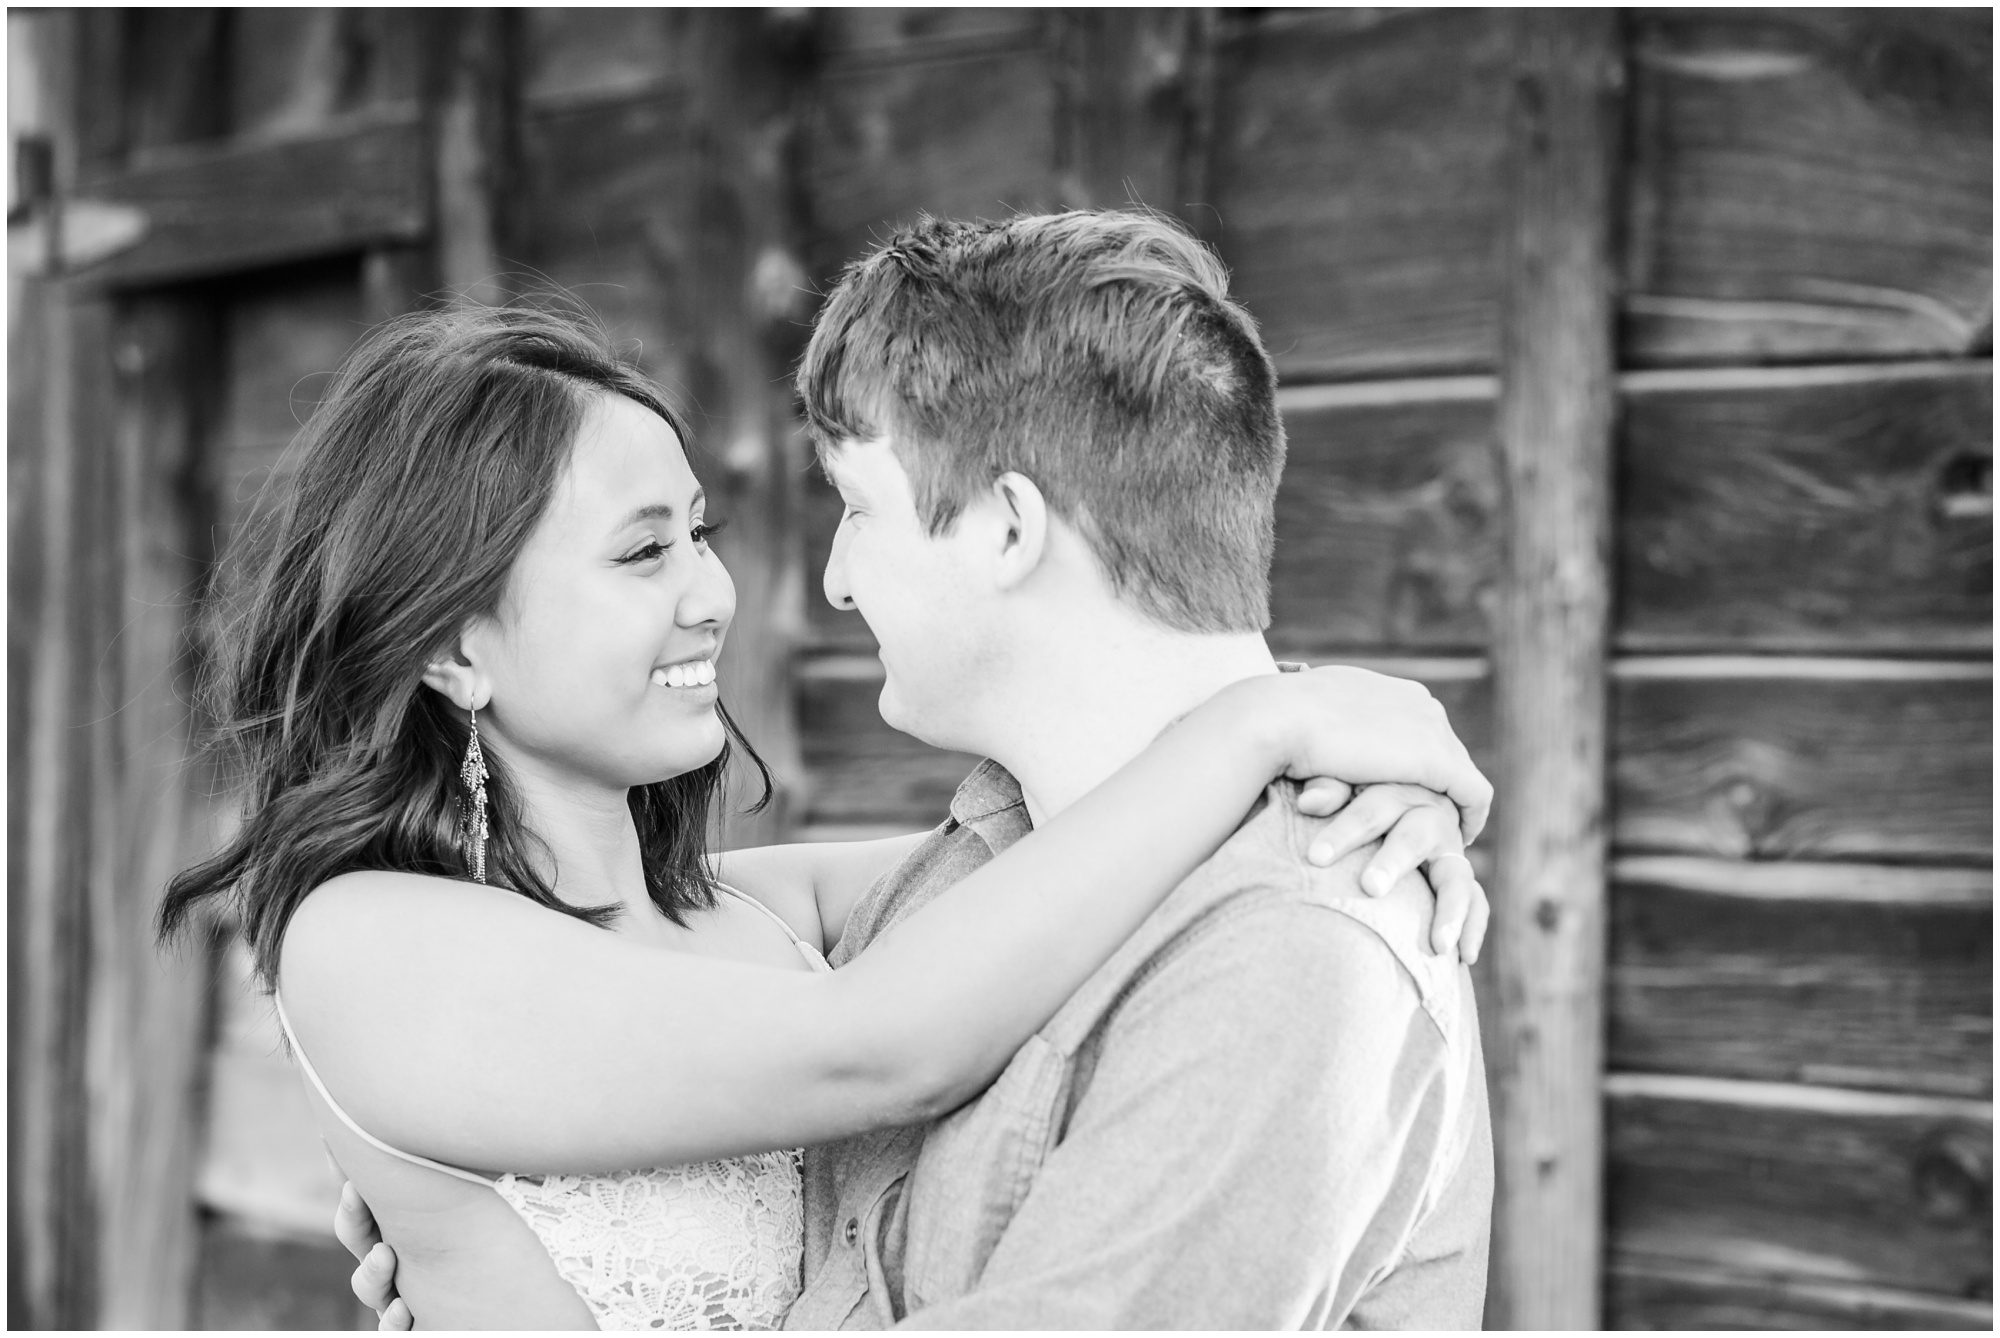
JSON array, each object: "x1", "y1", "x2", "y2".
[{"x1": 158, "y1": 300, "x2": 771, "y2": 989}]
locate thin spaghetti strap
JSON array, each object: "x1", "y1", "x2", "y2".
[
  {"x1": 718, "y1": 884, "x2": 828, "y2": 969},
  {"x1": 272, "y1": 990, "x2": 497, "y2": 1189}
]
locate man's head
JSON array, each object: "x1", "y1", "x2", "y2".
[{"x1": 797, "y1": 210, "x2": 1286, "y2": 746}]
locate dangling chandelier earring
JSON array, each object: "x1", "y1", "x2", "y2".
[{"x1": 459, "y1": 703, "x2": 490, "y2": 883}]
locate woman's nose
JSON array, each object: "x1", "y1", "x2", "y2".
[{"x1": 680, "y1": 550, "x2": 737, "y2": 628}]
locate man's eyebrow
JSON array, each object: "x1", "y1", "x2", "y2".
[{"x1": 615, "y1": 489, "x2": 703, "y2": 530}]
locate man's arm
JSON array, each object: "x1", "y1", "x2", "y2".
[{"x1": 898, "y1": 893, "x2": 1452, "y2": 1329}]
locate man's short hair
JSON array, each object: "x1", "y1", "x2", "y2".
[{"x1": 797, "y1": 210, "x2": 1285, "y2": 634}]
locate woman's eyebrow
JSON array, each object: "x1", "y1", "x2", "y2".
[{"x1": 614, "y1": 489, "x2": 704, "y2": 530}]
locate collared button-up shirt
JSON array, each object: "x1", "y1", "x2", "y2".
[{"x1": 786, "y1": 761, "x2": 1492, "y2": 1330}]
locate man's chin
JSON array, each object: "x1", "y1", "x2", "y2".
[{"x1": 876, "y1": 684, "x2": 971, "y2": 756}]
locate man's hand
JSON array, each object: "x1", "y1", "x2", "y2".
[
  {"x1": 1294, "y1": 781, "x2": 1490, "y2": 962},
  {"x1": 333, "y1": 1176, "x2": 412, "y2": 1331},
  {"x1": 1262, "y1": 666, "x2": 1493, "y2": 843}
]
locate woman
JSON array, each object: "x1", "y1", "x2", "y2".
[{"x1": 161, "y1": 302, "x2": 1488, "y2": 1330}]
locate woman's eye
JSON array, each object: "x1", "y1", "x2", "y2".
[
  {"x1": 691, "y1": 517, "x2": 728, "y2": 548},
  {"x1": 618, "y1": 540, "x2": 669, "y2": 565}
]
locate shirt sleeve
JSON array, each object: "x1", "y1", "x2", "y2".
[{"x1": 895, "y1": 897, "x2": 1452, "y2": 1330}]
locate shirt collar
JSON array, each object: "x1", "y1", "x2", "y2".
[{"x1": 947, "y1": 758, "x2": 1030, "y2": 847}]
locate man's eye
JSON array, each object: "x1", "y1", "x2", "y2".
[{"x1": 691, "y1": 517, "x2": 728, "y2": 547}]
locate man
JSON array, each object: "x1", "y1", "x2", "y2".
[{"x1": 346, "y1": 210, "x2": 1492, "y2": 1327}]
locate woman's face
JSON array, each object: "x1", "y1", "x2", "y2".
[{"x1": 465, "y1": 393, "x2": 735, "y2": 794}]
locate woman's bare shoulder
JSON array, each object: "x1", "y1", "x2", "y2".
[{"x1": 279, "y1": 871, "x2": 585, "y2": 1002}]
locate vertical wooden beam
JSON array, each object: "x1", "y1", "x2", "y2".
[
  {"x1": 1489, "y1": 10, "x2": 1623, "y2": 1330},
  {"x1": 428, "y1": 10, "x2": 517, "y2": 303},
  {"x1": 9, "y1": 10, "x2": 103, "y2": 1327},
  {"x1": 88, "y1": 295, "x2": 225, "y2": 1329}
]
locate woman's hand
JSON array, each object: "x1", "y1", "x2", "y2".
[
  {"x1": 1296, "y1": 782, "x2": 1490, "y2": 962},
  {"x1": 1245, "y1": 665, "x2": 1492, "y2": 843}
]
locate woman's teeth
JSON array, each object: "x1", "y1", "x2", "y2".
[{"x1": 652, "y1": 660, "x2": 716, "y2": 689}]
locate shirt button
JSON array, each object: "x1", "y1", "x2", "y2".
[{"x1": 842, "y1": 1216, "x2": 859, "y2": 1246}]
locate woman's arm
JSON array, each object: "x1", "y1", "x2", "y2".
[
  {"x1": 714, "y1": 662, "x2": 1490, "y2": 955},
  {"x1": 280, "y1": 667, "x2": 1484, "y2": 1176}
]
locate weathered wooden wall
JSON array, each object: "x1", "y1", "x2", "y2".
[
  {"x1": 9, "y1": 8, "x2": 1989, "y2": 1330},
  {"x1": 781, "y1": 9, "x2": 1994, "y2": 1330}
]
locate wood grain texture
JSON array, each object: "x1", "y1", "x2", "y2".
[
  {"x1": 429, "y1": 11, "x2": 517, "y2": 305},
  {"x1": 1487, "y1": 11, "x2": 1622, "y2": 1328},
  {"x1": 1206, "y1": 8, "x2": 1512, "y2": 380},
  {"x1": 1624, "y1": 9, "x2": 1992, "y2": 365},
  {"x1": 805, "y1": 37, "x2": 1060, "y2": 281},
  {"x1": 1606, "y1": 1076, "x2": 1991, "y2": 1301},
  {"x1": 1609, "y1": 857, "x2": 1991, "y2": 1097},
  {"x1": 73, "y1": 117, "x2": 428, "y2": 287},
  {"x1": 1270, "y1": 385, "x2": 1502, "y2": 654},
  {"x1": 1607, "y1": 1256, "x2": 1994, "y2": 1330},
  {"x1": 816, "y1": 8, "x2": 1044, "y2": 62},
  {"x1": 1621, "y1": 362, "x2": 1991, "y2": 652},
  {"x1": 797, "y1": 658, "x2": 982, "y2": 830},
  {"x1": 1048, "y1": 10, "x2": 1216, "y2": 215},
  {"x1": 85, "y1": 295, "x2": 229, "y2": 1328},
  {"x1": 8, "y1": 266, "x2": 109, "y2": 1332},
  {"x1": 520, "y1": 8, "x2": 694, "y2": 109},
  {"x1": 518, "y1": 91, "x2": 702, "y2": 386},
  {"x1": 1613, "y1": 659, "x2": 1991, "y2": 862},
  {"x1": 229, "y1": 9, "x2": 422, "y2": 139}
]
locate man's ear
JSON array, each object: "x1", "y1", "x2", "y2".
[
  {"x1": 988, "y1": 471, "x2": 1049, "y2": 591},
  {"x1": 419, "y1": 624, "x2": 492, "y2": 713}
]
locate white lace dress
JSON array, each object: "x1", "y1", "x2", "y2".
[
  {"x1": 490, "y1": 1149, "x2": 805, "y2": 1329},
  {"x1": 275, "y1": 888, "x2": 827, "y2": 1330}
]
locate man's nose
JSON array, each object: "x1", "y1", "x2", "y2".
[{"x1": 822, "y1": 534, "x2": 856, "y2": 610}]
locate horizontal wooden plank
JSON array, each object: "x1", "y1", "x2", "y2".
[
  {"x1": 1613, "y1": 660, "x2": 1991, "y2": 861},
  {"x1": 805, "y1": 42, "x2": 1061, "y2": 284},
  {"x1": 194, "y1": 1216, "x2": 365, "y2": 1331},
  {"x1": 1607, "y1": 1256, "x2": 1994, "y2": 1330},
  {"x1": 1625, "y1": 9, "x2": 1992, "y2": 365},
  {"x1": 1207, "y1": 8, "x2": 1512, "y2": 380},
  {"x1": 1620, "y1": 362, "x2": 1991, "y2": 652},
  {"x1": 1610, "y1": 858, "x2": 1991, "y2": 1096},
  {"x1": 74, "y1": 116, "x2": 428, "y2": 287},
  {"x1": 1607, "y1": 1075, "x2": 1991, "y2": 1299}
]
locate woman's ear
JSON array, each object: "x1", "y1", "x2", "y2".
[
  {"x1": 419, "y1": 625, "x2": 492, "y2": 712},
  {"x1": 989, "y1": 471, "x2": 1049, "y2": 591}
]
